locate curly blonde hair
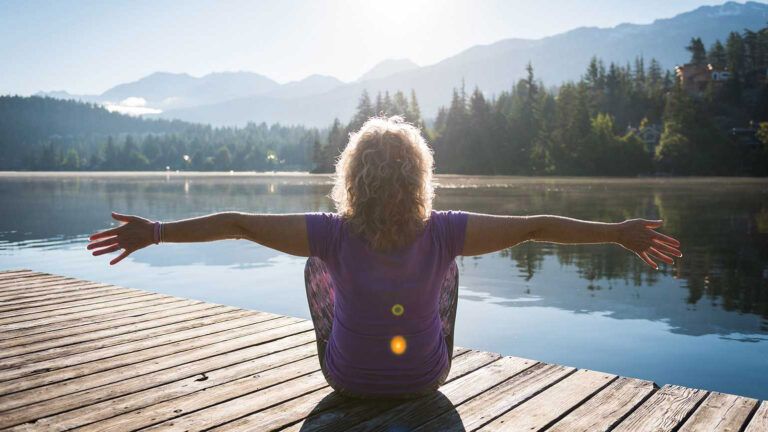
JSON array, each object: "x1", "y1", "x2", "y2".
[{"x1": 331, "y1": 116, "x2": 435, "y2": 251}]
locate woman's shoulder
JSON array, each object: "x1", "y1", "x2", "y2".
[{"x1": 429, "y1": 209, "x2": 469, "y2": 223}]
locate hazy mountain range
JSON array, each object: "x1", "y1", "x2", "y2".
[{"x1": 36, "y1": 1, "x2": 768, "y2": 127}]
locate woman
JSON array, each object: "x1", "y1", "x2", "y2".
[{"x1": 87, "y1": 116, "x2": 682, "y2": 400}]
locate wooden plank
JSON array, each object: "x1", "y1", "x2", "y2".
[
  {"x1": 477, "y1": 369, "x2": 616, "y2": 431},
  {"x1": 0, "y1": 301, "x2": 211, "y2": 349},
  {"x1": 0, "y1": 269, "x2": 33, "y2": 278},
  {"x1": 343, "y1": 356, "x2": 538, "y2": 432},
  {"x1": 0, "y1": 330, "x2": 317, "y2": 429},
  {"x1": 548, "y1": 377, "x2": 657, "y2": 432},
  {"x1": 414, "y1": 362, "x2": 575, "y2": 432},
  {"x1": 0, "y1": 295, "x2": 183, "y2": 333},
  {"x1": 0, "y1": 318, "x2": 310, "y2": 412},
  {"x1": 0, "y1": 293, "x2": 169, "y2": 326},
  {"x1": 0, "y1": 275, "x2": 97, "y2": 292},
  {"x1": 0, "y1": 279, "x2": 110, "y2": 296},
  {"x1": 0, "y1": 307, "x2": 248, "y2": 368},
  {"x1": 0, "y1": 286, "x2": 143, "y2": 313},
  {"x1": 211, "y1": 386, "x2": 343, "y2": 432},
  {"x1": 678, "y1": 391, "x2": 759, "y2": 432},
  {"x1": 213, "y1": 347, "x2": 473, "y2": 432},
  {"x1": 281, "y1": 348, "x2": 498, "y2": 432},
  {"x1": 0, "y1": 285, "x2": 123, "y2": 313},
  {"x1": 0, "y1": 297, "x2": 198, "y2": 339},
  {"x1": 0, "y1": 279, "x2": 109, "y2": 298},
  {"x1": 79, "y1": 357, "x2": 326, "y2": 431},
  {"x1": 0, "y1": 275, "x2": 63, "y2": 290},
  {"x1": 612, "y1": 385, "x2": 709, "y2": 432},
  {"x1": 0, "y1": 313, "x2": 285, "y2": 395},
  {"x1": 0, "y1": 275, "x2": 41, "y2": 287},
  {"x1": 6, "y1": 339, "x2": 318, "y2": 431},
  {"x1": 0, "y1": 290, "x2": 157, "y2": 318},
  {"x1": 745, "y1": 401, "x2": 768, "y2": 432},
  {"x1": 0, "y1": 304, "x2": 225, "y2": 358},
  {"x1": 0, "y1": 284, "x2": 144, "y2": 311}
]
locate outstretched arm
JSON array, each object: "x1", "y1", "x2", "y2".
[
  {"x1": 462, "y1": 213, "x2": 682, "y2": 269},
  {"x1": 88, "y1": 211, "x2": 309, "y2": 265}
]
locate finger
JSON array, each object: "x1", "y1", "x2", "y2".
[
  {"x1": 651, "y1": 239, "x2": 682, "y2": 257},
  {"x1": 647, "y1": 247, "x2": 674, "y2": 265},
  {"x1": 87, "y1": 237, "x2": 119, "y2": 250},
  {"x1": 90, "y1": 226, "x2": 121, "y2": 240},
  {"x1": 643, "y1": 219, "x2": 663, "y2": 228},
  {"x1": 652, "y1": 231, "x2": 681, "y2": 248},
  {"x1": 110, "y1": 250, "x2": 131, "y2": 265},
  {"x1": 639, "y1": 251, "x2": 658, "y2": 270},
  {"x1": 92, "y1": 244, "x2": 121, "y2": 256},
  {"x1": 111, "y1": 212, "x2": 137, "y2": 223}
]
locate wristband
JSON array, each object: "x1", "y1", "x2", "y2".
[{"x1": 153, "y1": 221, "x2": 161, "y2": 245}]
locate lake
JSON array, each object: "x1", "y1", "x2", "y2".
[{"x1": 1, "y1": 172, "x2": 767, "y2": 399}]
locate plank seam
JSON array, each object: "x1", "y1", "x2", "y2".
[
  {"x1": 604, "y1": 383, "x2": 660, "y2": 432},
  {"x1": 539, "y1": 374, "x2": 620, "y2": 432},
  {"x1": 670, "y1": 390, "x2": 711, "y2": 432},
  {"x1": 0, "y1": 306, "x2": 237, "y2": 361},
  {"x1": 32, "y1": 342, "x2": 321, "y2": 431},
  {"x1": 0, "y1": 298, "x2": 202, "y2": 341},
  {"x1": 737, "y1": 398, "x2": 764, "y2": 432},
  {"x1": 0, "y1": 320, "x2": 311, "y2": 406},
  {"x1": 7, "y1": 338, "x2": 319, "y2": 429},
  {"x1": 468, "y1": 365, "x2": 580, "y2": 432},
  {"x1": 0, "y1": 305, "x2": 229, "y2": 359}
]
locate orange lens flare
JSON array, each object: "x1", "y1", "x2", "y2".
[{"x1": 390, "y1": 335, "x2": 407, "y2": 355}]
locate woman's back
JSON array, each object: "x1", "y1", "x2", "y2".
[{"x1": 306, "y1": 210, "x2": 468, "y2": 396}]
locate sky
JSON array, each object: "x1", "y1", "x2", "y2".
[{"x1": 0, "y1": 0, "x2": 752, "y2": 95}]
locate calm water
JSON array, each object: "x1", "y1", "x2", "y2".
[{"x1": 1, "y1": 173, "x2": 767, "y2": 399}]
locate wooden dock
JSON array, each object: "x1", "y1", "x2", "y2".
[{"x1": 0, "y1": 269, "x2": 765, "y2": 431}]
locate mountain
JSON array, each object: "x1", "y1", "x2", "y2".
[
  {"x1": 38, "y1": 1, "x2": 768, "y2": 127},
  {"x1": 262, "y1": 75, "x2": 344, "y2": 99},
  {"x1": 156, "y1": 1, "x2": 768, "y2": 127},
  {"x1": 358, "y1": 59, "x2": 419, "y2": 82},
  {"x1": 97, "y1": 71, "x2": 279, "y2": 110}
]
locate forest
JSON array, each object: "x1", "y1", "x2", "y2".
[{"x1": 2, "y1": 25, "x2": 767, "y2": 176}]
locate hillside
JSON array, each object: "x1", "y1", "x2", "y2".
[{"x1": 0, "y1": 96, "x2": 192, "y2": 169}]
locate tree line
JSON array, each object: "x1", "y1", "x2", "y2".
[
  {"x1": 3, "y1": 24, "x2": 768, "y2": 175},
  {"x1": 313, "y1": 26, "x2": 768, "y2": 176}
]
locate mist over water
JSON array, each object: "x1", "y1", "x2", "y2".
[{"x1": 1, "y1": 173, "x2": 767, "y2": 398}]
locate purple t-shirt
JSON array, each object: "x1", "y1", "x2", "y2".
[{"x1": 305, "y1": 210, "x2": 469, "y2": 396}]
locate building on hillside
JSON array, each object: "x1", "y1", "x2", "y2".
[{"x1": 675, "y1": 63, "x2": 730, "y2": 93}]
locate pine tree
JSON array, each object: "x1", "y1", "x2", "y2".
[{"x1": 686, "y1": 37, "x2": 707, "y2": 65}]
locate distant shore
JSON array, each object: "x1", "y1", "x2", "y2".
[{"x1": 1, "y1": 171, "x2": 767, "y2": 188}]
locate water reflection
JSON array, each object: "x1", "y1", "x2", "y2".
[{"x1": 1, "y1": 173, "x2": 767, "y2": 398}]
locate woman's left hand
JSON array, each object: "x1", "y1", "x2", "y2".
[
  {"x1": 616, "y1": 219, "x2": 682, "y2": 270},
  {"x1": 87, "y1": 212, "x2": 154, "y2": 265}
]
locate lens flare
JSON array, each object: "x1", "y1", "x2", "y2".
[
  {"x1": 390, "y1": 335, "x2": 407, "y2": 355},
  {"x1": 391, "y1": 303, "x2": 404, "y2": 316}
]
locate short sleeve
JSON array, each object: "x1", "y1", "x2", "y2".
[
  {"x1": 431, "y1": 210, "x2": 470, "y2": 259},
  {"x1": 305, "y1": 212, "x2": 343, "y2": 259}
]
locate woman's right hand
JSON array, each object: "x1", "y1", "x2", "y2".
[
  {"x1": 616, "y1": 219, "x2": 682, "y2": 270},
  {"x1": 87, "y1": 212, "x2": 154, "y2": 265}
]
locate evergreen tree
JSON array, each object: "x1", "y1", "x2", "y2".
[{"x1": 686, "y1": 37, "x2": 707, "y2": 65}]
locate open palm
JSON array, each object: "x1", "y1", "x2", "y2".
[
  {"x1": 87, "y1": 212, "x2": 154, "y2": 265},
  {"x1": 617, "y1": 219, "x2": 682, "y2": 270}
]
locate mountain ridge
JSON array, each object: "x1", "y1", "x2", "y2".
[{"x1": 34, "y1": 1, "x2": 768, "y2": 126}]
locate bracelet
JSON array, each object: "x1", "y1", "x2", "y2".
[
  {"x1": 160, "y1": 221, "x2": 165, "y2": 243},
  {"x1": 153, "y1": 221, "x2": 161, "y2": 245}
]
